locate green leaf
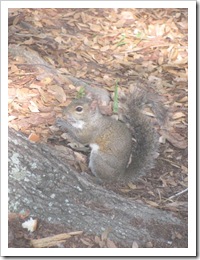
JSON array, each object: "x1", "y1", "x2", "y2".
[{"x1": 76, "y1": 87, "x2": 86, "y2": 99}]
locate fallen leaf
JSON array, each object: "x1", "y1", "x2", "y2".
[
  {"x1": 8, "y1": 116, "x2": 17, "y2": 121},
  {"x1": 28, "y1": 133, "x2": 40, "y2": 142},
  {"x1": 80, "y1": 238, "x2": 94, "y2": 247},
  {"x1": 28, "y1": 101, "x2": 40, "y2": 112},
  {"x1": 101, "y1": 227, "x2": 112, "y2": 241},
  {"x1": 146, "y1": 241, "x2": 153, "y2": 248},
  {"x1": 41, "y1": 77, "x2": 53, "y2": 85},
  {"x1": 145, "y1": 200, "x2": 159, "y2": 207},
  {"x1": 132, "y1": 241, "x2": 139, "y2": 248},
  {"x1": 94, "y1": 236, "x2": 101, "y2": 244},
  {"x1": 178, "y1": 96, "x2": 188, "y2": 103},
  {"x1": 106, "y1": 239, "x2": 117, "y2": 248},
  {"x1": 172, "y1": 112, "x2": 186, "y2": 119},
  {"x1": 160, "y1": 130, "x2": 187, "y2": 149},
  {"x1": 89, "y1": 24, "x2": 101, "y2": 32},
  {"x1": 48, "y1": 85, "x2": 67, "y2": 103},
  {"x1": 127, "y1": 182, "x2": 137, "y2": 190}
]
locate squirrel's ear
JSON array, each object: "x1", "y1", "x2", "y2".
[
  {"x1": 90, "y1": 100, "x2": 99, "y2": 111},
  {"x1": 85, "y1": 92, "x2": 94, "y2": 100}
]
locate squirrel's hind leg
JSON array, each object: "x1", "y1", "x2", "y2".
[{"x1": 89, "y1": 150, "x2": 125, "y2": 182}]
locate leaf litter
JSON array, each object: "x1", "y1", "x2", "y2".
[{"x1": 8, "y1": 8, "x2": 188, "y2": 248}]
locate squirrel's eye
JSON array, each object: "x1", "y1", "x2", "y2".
[{"x1": 75, "y1": 106, "x2": 83, "y2": 112}]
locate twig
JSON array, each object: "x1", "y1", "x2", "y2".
[
  {"x1": 168, "y1": 188, "x2": 188, "y2": 200},
  {"x1": 31, "y1": 231, "x2": 83, "y2": 248},
  {"x1": 159, "y1": 157, "x2": 181, "y2": 169}
]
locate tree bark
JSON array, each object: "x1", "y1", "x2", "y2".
[{"x1": 8, "y1": 128, "x2": 187, "y2": 247}]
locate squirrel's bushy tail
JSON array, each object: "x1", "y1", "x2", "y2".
[{"x1": 124, "y1": 88, "x2": 163, "y2": 181}]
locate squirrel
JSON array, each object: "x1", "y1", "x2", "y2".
[{"x1": 56, "y1": 89, "x2": 163, "y2": 183}]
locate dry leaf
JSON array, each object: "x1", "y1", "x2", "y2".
[
  {"x1": 101, "y1": 227, "x2": 112, "y2": 241},
  {"x1": 132, "y1": 241, "x2": 139, "y2": 248},
  {"x1": 106, "y1": 239, "x2": 117, "y2": 248},
  {"x1": 160, "y1": 130, "x2": 187, "y2": 149},
  {"x1": 100, "y1": 45, "x2": 110, "y2": 52},
  {"x1": 24, "y1": 38, "x2": 34, "y2": 45},
  {"x1": 9, "y1": 212, "x2": 20, "y2": 221},
  {"x1": 28, "y1": 133, "x2": 40, "y2": 142},
  {"x1": 55, "y1": 36, "x2": 64, "y2": 44},
  {"x1": 48, "y1": 85, "x2": 66, "y2": 103},
  {"x1": 41, "y1": 77, "x2": 53, "y2": 85},
  {"x1": 99, "y1": 240, "x2": 106, "y2": 248},
  {"x1": 68, "y1": 231, "x2": 83, "y2": 236},
  {"x1": 8, "y1": 115, "x2": 17, "y2": 121},
  {"x1": 145, "y1": 200, "x2": 159, "y2": 207},
  {"x1": 158, "y1": 56, "x2": 164, "y2": 65},
  {"x1": 175, "y1": 232, "x2": 183, "y2": 239},
  {"x1": 89, "y1": 24, "x2": 102, "y2": 32},
  {"x1": 181, "y1": 165, "x2": 188, "y2": 174},
  {"x1": 164, "y1": 201, "x2": 188, "y2": 211},
  {"x1": 80, "y1": 238, "x2": 94, "y2": 247},
  {"x1": 127, "y1": 182, "x2": 137, "y2": 190},
  {"x1": 146, "y1": 241, "x2": 153, "y2": 248},
  {"x1": 120, "y1": 188, "x2": 131, "y2": 193},
  {"x1": 28, "y1": 101, "x2": 40, "y2": 112},
  {"x1": 178, "y1": 96, "x2": 188, "y2": 103},
  {"x1": 10, "y1": 64, "x2": 19, "y2": 73},
  {"x1": 94, "y1": 236, "x2": 101, "y2": 244},
  {"x1": 172, "y1": 112, "x2": 186, "y2": 119}
]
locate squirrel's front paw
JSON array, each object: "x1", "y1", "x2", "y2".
[{"x1": 55, "y1": 118, "x2": 69, "y2": 132}]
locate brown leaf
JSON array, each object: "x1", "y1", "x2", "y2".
[
  {"x1": 181, "y1": 165, "x2": 188, "y2": 174},
  {"x1": 94, "y1": 236, "x2": 101, "y2": 244},
  {"x1": 164, "y1": 201, "x2": 188, "y2": 212},
  {"x1": 8, "y1": 212, "x2": 20, "y2": 221},
  {"x1": 172, "y1": 112, "x2": 186, "y2": 119},
  {"x1": 106, "y1": 239, "x2": 117, "y2": 248},
  {"x1": 145, "y1": 200, "x2": 159, "y2": 207},
  {"x1": 99, "y1": 240, "x2": 106, "y2": 248},
  {"x1": 146, "y1": 241, "x2": 153, "y2": 248},
  {"x1": 8, "y1": 116, "x2": 17, "y2": 122},
  {"x1": 80, "y1": 238, "x2": 94, "y2": 247},
  {"x1": 24, "y1": 38, "x2": 34, "y2": 45},
  {"x1": 68, "y1": 231, "x2": 83, "y2": 236},
  {"x1": 132, "y1": 241, "x2": 139, "y2": 248},
  {"x1": 41, "y1": 77, "x2": 53, "y2": 85},
  {"x1": 100, "y1": 45, "x2": 110, "y2": 52},
  {"x1": 28, "y1": 133, "x2": 40, "y2": 143},
  {"x1": 101, "y1": 227, "x2": 112, "y2": 241},
  {"x1": 127, "y1": 182, "x2": 137, "y2": 190},
  {"x1": 160, "y1": 130, "x2": 187, "y2": 149},
  {"x1": 178, "y1": 96, "x2": 188, "y2": 103},
  {"x1": 28, "y1": 101, "x2": 40, "y2": 112},
  {"x1": 48, "y1": 85, "x2": 66, "y2": 103},
  {"x1": 120, "y1": 188, "x2": 132, "y2": 193},
  {"x1": 28, "y1": 115, "x2": 44, "y2": 126},
  {"x1": 16, "y1": 88, "x2": 31, "y2": 101},
  {"x1": 175, "y1": 232, "x2": 183, "y2": 239},
  {"x1": 10, "y1": 64, "x2": 19, "y2": 73},
  {"x1": 89, "y1": 24, "x2": 102, "y2": 32}
]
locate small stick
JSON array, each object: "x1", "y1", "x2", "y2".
[
  {"x1": 31, "y1": 231, "x2": 83, "y2": 248},
  {"x1": 168, "y1": 188, "x2": 188, "y2": 200}
]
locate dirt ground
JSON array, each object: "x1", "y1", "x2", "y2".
[{"x1": 8, "y1": 8, "x2": 188, "y2": 248}]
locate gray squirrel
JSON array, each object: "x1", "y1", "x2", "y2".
[{"x1": 56, "y1": 90, "x2": 164, "y2": 183}]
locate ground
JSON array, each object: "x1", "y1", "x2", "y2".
[{"x1": 8, "y1": 8, "x2": 188, "y2": 248}]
